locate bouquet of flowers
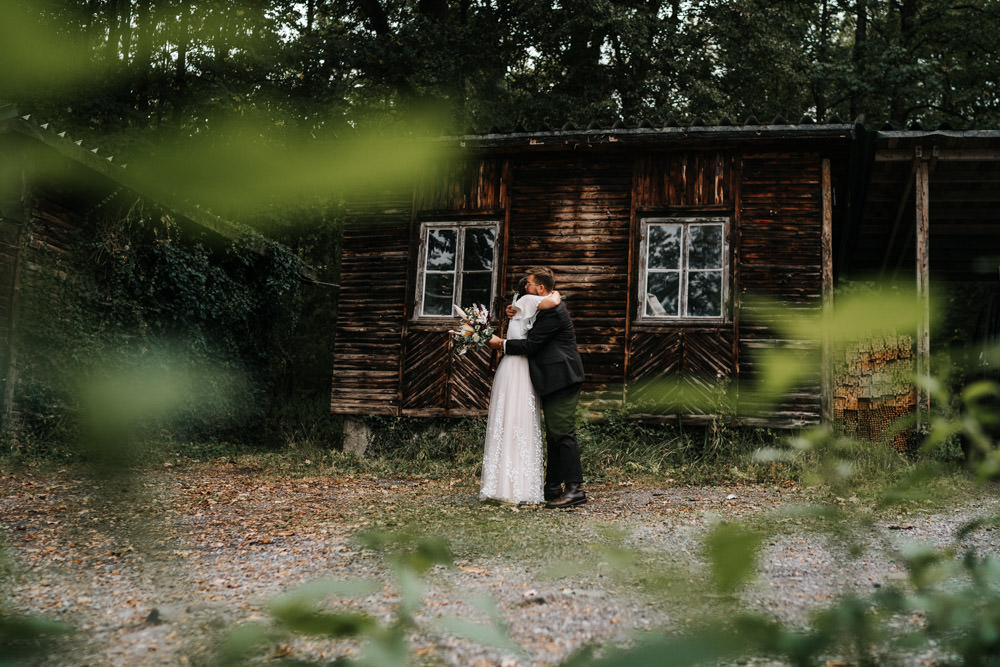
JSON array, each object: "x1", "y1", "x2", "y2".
[{"x1": 451, "y1": 303, "x2": 494, "y2": 355}]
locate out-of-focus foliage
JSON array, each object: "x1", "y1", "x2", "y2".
[
  {"x1": 0, "y1": 614, "x2": 71, "y2": 665},
  {"x1": 623, "y1": 285, "x2": 931, "y2": 421},
  {"x1": 214, "y1": 531, "x2": 526, "y2": 667},
  {"x1": 8, "y1": 200, "x2": 303, "y2": 454}
]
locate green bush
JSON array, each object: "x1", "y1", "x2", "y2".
[{"x1": 6, "y1": 201, "x2": 304, "y2": 453}]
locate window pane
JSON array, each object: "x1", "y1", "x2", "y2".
[
  {"x1": 461, "y1": 272, "x2": 492, "y2": 309},
  {"x1": 688, "y1": 225, "x2": 723, "y2": 269},
  {"x1": 648, "y1": 225, "x2": 681, "y2": 270},
  {"x1": 423, "y1": 273, "x2": 454, "y2": 315},
  {"x1": 463, "y1": 228, "x2": 495, "y2": 271},
  {"x1": 646, "y1": 272, "x2": 680, "y2": 316},
  {"x1": 688, "y1": 270, "x2": 723, "y2": 317},
  {"x1": 426, "y1": 229, "x2": 456, "y2": 270}
]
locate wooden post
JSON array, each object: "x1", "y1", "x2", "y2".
[
  {"x1": 1, "y1": 166, "x2": 29, "y2": 436},
  {"x1": 915, "y1": 152, "x2": 931, "y2": 424},
  {"x1": 1, "y1": 224, "x2": 24, "y2": 427},
  {"x1": 821, "y1": 159, "x2": 834, "y2": 423}
]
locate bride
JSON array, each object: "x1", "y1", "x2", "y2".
[{"x1": 480, "y1": 277, "x2": 560, "y2": 504}]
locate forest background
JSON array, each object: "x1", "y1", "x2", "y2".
[{"x1": 2, "y1": 0, "x2": 1000, "y2": 450}]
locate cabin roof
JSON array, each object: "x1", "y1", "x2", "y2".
[
  {"x1": 0, "y1": 103, "x2": 258, "y2": 247},
  {"x1": 448, "y1": 118, "x2": 859, "y2": 150}
]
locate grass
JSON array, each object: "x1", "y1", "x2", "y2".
[
  {"x1": 0, "y1": 412, "x2": 980, "y2": 533},
  {"x1": 0, "y1": 413, "x2": 970, "y2": 490}
]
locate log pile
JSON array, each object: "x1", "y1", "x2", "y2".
[{"x1": 834, "y1": 334, "x2": 916, "y2": 451}]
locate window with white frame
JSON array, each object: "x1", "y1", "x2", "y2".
[
  {"x1": 416, "y1": 221, "x2": 499, "y2": 317},
  {"x1": 639, "y1": 217, "x2": 728, "y2": 319}
]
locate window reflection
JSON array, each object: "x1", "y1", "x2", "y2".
[
  {"x1": 423, "y1": 273, "x2": 455, "y2": 316},
  {"x1": 427, "y1": 229, "x2": 456, "y2": 270},
  {"x1": 461, "y1": 272, "x2": 492, "y2": 308},
  {"x1": 688, "y1": 270, "x2": 722, "y2": 317},
  {"x1": 463, "y1": 228, "x2": 495, "y2": 271},
  {"x1": 648, "y1": 225, "x2": 681, "y2": 270},
  {"x1": 419, "y1": 223, "x2": 498, "y2": 317},
  {"x1": 644, "y1": 221, "x2": 725, "y2": 319},
  {"x1": 647, "y1": 272, "x2": 680, "y2": 316},
  {"x1": 688, "y1": 226, "x2": 722, "y2": 269}
]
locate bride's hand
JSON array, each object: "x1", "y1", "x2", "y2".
[{"x1": 550, "y1": 290, "x2": 561, "y2": 305}]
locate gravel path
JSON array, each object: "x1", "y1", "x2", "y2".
[{"x1": 2, "y1": 463, "x2": 999, "y2": 666}]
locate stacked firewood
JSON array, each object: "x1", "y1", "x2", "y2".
[{"x1": 833, "y1": 334, "x2": 916, "y2": 451}]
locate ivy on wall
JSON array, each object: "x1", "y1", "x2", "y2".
[{"x1": 10, "y1": 198, "x2": 305, "y2": 451}]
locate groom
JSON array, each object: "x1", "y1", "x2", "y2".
[{"x1": 489, "y1": 267, "x2": 587, "y2": 508}]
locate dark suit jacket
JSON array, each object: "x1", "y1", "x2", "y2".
[{"x1": 504, "y1": 302, "x2": 584, "y2": 397}]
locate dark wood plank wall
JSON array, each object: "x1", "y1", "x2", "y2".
[
  {"x1": 413, "y1": 157, "x2": 504, "y2": 214},
  {"x1": 331, "y1": 149, "x2": 829, "y2": 427},
  {"x1": 329, "y1": 191, "x2": 413, "y2": 415},
  {"x1": 29, "y1": 192, "x2": 79, "y2": 255},
  {"x1": 0, "y1": 216, "x2": 20, "y2": 408},
  {"x1": 399, "y1": 157, "x2": 505, "y2": 417},
  {"x1": 506, "y1": 155, "x2": 632, "y2": 403},
  {"x1": 634, "y1": 152, "x2": 731, "y2": 208},
  {"x1": 737, "y1": 154, "x2": 823, "y2": 427},
  {"x1": 626, "y1": 152, "x2": 736, "y2": 417}
]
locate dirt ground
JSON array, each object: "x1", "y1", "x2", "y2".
[{"x1": 2, "y1": 462, "x2": 998, "y2": 666}]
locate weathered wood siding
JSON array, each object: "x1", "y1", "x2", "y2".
[
  {"x1": 28, "y1": 191, "x2": 79, "y2": 255},
  {"x1": 737, "y1": 154, "x2": 824, "y2": 426},
  {"x1": 633, "y1": 152, "x2": 731, "y2": 208},
  {"x1": 398, "y1": 157, "x2": 506, "y2": 417},
  {"x1": 506, "y1": 155, "x2": 632, "y2": 403},
  {"x1": 329, "y1": 191, "x2": 412, "y2": 415},
  {"x1": 0, "y1": 215, "x2": 20, "y2": 409},
  {"x1": 331, "y1": 147, "x2": 831, "y2": 427},
  {"x1": 626, "y1": 152, "x2": 735, "y2": 416}
]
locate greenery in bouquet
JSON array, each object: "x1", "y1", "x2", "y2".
[{"x1": 451, "y1": 304, "x2": 494, "y2": 355}]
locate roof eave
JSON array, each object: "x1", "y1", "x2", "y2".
[
  {"x1": 446, "y1": 123, "x2": 859, "y2": 149},
  {"x1": 2, "y1": 111, "x2": 256, "y2": 247}
]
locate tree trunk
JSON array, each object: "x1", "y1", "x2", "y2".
[
  {"x1": 84, "y1": 0, "x2": 102, "y2": 48},
  {"x1": 890, "y1": 0, "x2": 917, "y2": 125},
  {"x1": 355, "y1": 0, "x2": 391, "y2": 36},
  {"x1": 850, "y1": 0, "x2": 867, "y2": 121},
  {"x1": 107, "y1": 0, "x2": 122, "y2": 63},
  {"x1": 813, "y1": 0, "x2": 830, "y2": 122},
  {"x1": 118, "y1": 0, "x2": 133, "y2": 67},
  {"x1": 135, "y1": 0, "x2": 153, "y2": 111},
  {"x1": 669, "y1": 0, "x2": 681, "y2": 30},
  {"x1": 173, "y1": 2, "x2": 189, "y2": 124}
]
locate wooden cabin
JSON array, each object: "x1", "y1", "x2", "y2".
[{"x1": 330, "y1": 120, "x2": 858, "y2": 429}]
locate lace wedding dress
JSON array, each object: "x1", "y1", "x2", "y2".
[{"x1": 480, "y1": 294, "x2": 545, "y2": 504}]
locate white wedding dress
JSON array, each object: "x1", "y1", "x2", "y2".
[{"x1": 480, "y1": 294, "x2": 545, "y2": 504}]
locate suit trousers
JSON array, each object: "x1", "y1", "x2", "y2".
[{"x1": 541, "y1": 382, "x2": 583, "y2": 486}]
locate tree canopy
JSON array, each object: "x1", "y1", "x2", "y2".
[{"x1": 5, "y1": 0, "x2": 999, "y2": 144}]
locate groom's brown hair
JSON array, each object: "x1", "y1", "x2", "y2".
[{"x1": 527, "y1": 266, "x2": 555, "y2": 292}]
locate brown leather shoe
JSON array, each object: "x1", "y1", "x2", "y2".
[
  {"x1": 544, "y1": 484, "x2": 563, "y2": 501},
  {"x1": 546, "y1": 483, "x2": 587, "y2": 508}
]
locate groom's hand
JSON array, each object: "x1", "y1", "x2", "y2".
[{"x1": 488, "y1": 335, "x2": 504, "y2": 350}]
